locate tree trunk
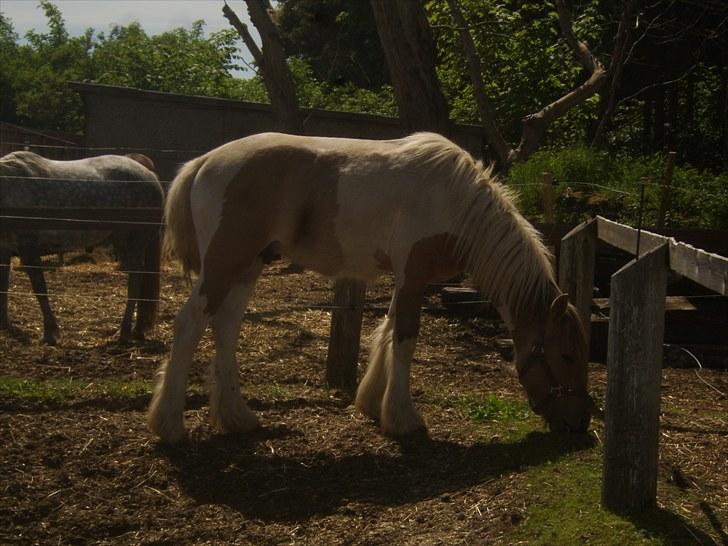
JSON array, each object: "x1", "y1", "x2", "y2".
[{"x1": 369, "y1": 0, "x2": 451, "y2": 135}]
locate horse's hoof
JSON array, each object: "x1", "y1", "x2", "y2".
[
  {"x1": 147, "y1": 407, "x2": 187, "y2": 445},
  {"x1": 149, "y1": 421, "x2": 188, "y2": 445}
]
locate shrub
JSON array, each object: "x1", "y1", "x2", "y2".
[{"x1": 508, "y1": 146, "x2": 728, "y2": 229}]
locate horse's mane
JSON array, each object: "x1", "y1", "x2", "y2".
[{"x1": 396, "y1": 132, "x2": 556, "y2": 323}]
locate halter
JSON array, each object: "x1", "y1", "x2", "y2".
[{"x1": 517, "y1": 344, "x2": 586, "y2": 414}]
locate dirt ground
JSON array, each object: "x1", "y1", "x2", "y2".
[{"x1": 1, "y1": 251, "x2": 727, "y2": 545}]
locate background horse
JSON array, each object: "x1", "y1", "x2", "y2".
[
  {"x1": 0, "y1": 151, "x2": 164, "y2": 344},
  {"x1": 150, "y1": 132, "x2": 594, "y2": 444}
]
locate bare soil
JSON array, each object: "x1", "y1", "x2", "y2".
[{"x1": 1, "y1": 251, "x2": 726, "y2": 545}]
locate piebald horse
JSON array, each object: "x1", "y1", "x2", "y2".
[
  {"x1": 0, "y1": 151, "x2": 163, "y2": 344},
  {"x1": 150, "y1": 132, "x2": 593, "y2": 444}
]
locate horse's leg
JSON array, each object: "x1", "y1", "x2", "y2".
[
  {"x1": 20, "y1": 249, "x2": 60, "y2": 345},
  {"x1": 114, "y1": 233, "x2": 142, "y2": 341},
  {"x1": 0, "y1": 251, "x2": 10, "y2": 330},
  {"x1": 119, "y1": 271, "x2": 139, "y2": 342},
  {"x1": 356, "y1": 281, "x2": 426, "y2": 436},
  {"x1": 379, "y1": 284, "x2": 427, "y2": 437},
  {"x1": 208, "y1": 261, "x2": 263, "y2": 435},
  {"x1": 147, "y1": 278, "x2": 209, "y2": 443},
  {"x1": 355, "y1": 310, "x2": 394, "y2": 421}
]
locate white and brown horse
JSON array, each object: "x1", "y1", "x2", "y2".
[
  {"x1": 150, "y1": 132, "x2": 592, "y2": 444},
  {"x1": 0, "y1": 151, "x2": 163, "y2": 344}
]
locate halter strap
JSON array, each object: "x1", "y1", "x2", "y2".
[{"x1": 518, "y1": 344, "x2": 584, "y2": 413}]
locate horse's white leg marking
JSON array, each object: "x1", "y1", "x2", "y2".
[
  {"x1": 119, "y1": 272, "x2": 139, "y2": 341},
  {"x1": 380, "y1": 334, "x2": 425, "y2": 437},
  {"x1": 355, "y1": 315, "x2": 394, "y2": 420},
  {"x1": 148, "y1": 279, "x2": 208, "y2": 443},
  {"x1": 357, "y1": 285, "x2": 426, "y2": 437},
  {"x1": 208, "y1": 263, "x2": 263, "y2": 435}
]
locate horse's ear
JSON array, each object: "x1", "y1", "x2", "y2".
[{"x1": 550, "y1": 293, "x2": 569, "y2": 319}]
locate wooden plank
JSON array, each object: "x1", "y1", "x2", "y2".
[
  {"x1": 593, "y1": 296, "x2": 699, "y2": 313},
  {"x1": 596, "y1": 216, "x2": 666, "y2": 256},
  {"x1": 602, "y1": 243, "x2": 668, "y2": 512},
  {"x1": 558, "y1": 218, "x2": 597, "y2": 349},
  {"x1": 668, "y1": 240, "x2": 728, "y2": 296},
  {"x1": 326, "y1": 279, "x2": 366, "y2": 395},
  {"x1": 596, "y1": 216, "x2": 728, "y2": 296}
]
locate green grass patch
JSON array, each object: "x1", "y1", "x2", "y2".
[
  {"x1": 0, "y1": 375, "x2": 151, "y2": 403},
  {"x1": 508, "y1": 444, "x2": 715, "y2": 545},
  {"x1": 456, "y1": 393, "x2": 531, "y2": 423}
]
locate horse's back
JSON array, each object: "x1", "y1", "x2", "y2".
[
  {"x1": 185, "y1": 133, "x2": 462, "y2": 280},
  {"x1": 1, "y1": 152, "x2": 163, "y2": 255}
]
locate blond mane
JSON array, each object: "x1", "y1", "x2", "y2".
[{"x1": 396, "y1": 132, "x2": 557, "y2": 323}]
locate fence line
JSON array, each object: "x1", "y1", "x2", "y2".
[
  {"x1": 0, "y1": 175, "x2": 173, "y2": 185},
  {"x1": 3, "y1": 141, "x2": 207, "y2": 156},
  {"x1": 0, "y1": 214, "x2": 165, "y2": 227},
  {"x1": 0, "y1": 288, "x2": 492, "y2": 312}
]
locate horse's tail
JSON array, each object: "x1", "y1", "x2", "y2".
[
  {"x1": 135, "y1": 228, "x2": 161, "y2": 333},
  {"x1": 164, "y1": 155, "x2": 207, "y2": 278}
]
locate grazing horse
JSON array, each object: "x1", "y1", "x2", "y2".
[
  {"x1": 0, "y1": 151, "x2": 164, "y2": 344},
  {"x1": 150, "y1": 132, "x2": 594, "y2": 444}
]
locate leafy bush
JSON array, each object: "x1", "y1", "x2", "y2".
[{"x1": 508, "y1": 146, "x2": 728, "y2": 229}]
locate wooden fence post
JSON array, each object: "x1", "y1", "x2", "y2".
[
  {"x1": 558, "y1": 218, "x2": 597, "y2": 349},
  {"x1": 542, "y1": 172, "x2": 555, "y2": 224},
  {"x1": 602, "y1": 243, "x2": 668, "y2": 512},
  {"x1": 656, "y1": 151, "x2": 677, "y2": 229},
  {"x1": 326, "y1": 279, "x2": 366, "y2": 395}
]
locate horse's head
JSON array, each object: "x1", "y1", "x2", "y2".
[{"x1": 513, "y1": 294, "x2": 595, "y2": 433}]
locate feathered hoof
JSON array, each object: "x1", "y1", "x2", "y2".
[
  {"x1": 209, "y1": 403, "x2": 259, "y2": 435},
  {"x1": 354, "y1": 392, "x2": 382, "y2": 422},
  {"x1": 147, "y1": 396, "x2": 187, "y2": 444},
  {"x1": 380, "y1": 404, "x2": 427, "y2": 439},
  {"x1": 147, "y1": 411, "x2": 187, "y2": 444},
  {"x1": 42, "y1": 328, "x2": 60, "y2": 346}
]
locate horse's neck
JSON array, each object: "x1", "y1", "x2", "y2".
[{"x1": 454, "y1": 186, "x2": 557, "y2": 327}]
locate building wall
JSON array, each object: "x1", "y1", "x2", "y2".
[{"x1": 72, "y1": 83, "x2": 487, "y2": 184}]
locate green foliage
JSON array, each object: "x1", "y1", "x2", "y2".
[
  {"x1": 288, "y1": 57, "x2": 397, "y2": 117},
  {"x1": 1, "y1": 1, "x2": 397, "y2": 133},
  {"x1": 428, "y1": 0, "x2": 603, "y2": 143},
  {"x1": 278, "y1": 0, "x2": 388, "y2": 89},
  {"x1": 509, "y1": 146, "x2": 728, "y2": 228}
]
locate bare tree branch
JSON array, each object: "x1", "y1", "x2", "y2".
[
  {"x1": 510, "y1": 0, "x2": 607, "y2": 163},
  {"x1": 592, "y1": 1, "x2": 637, "y2": 145},
  {"x1": 446, "y1": 0, "x2": 606, "y2": 169},
  {"x1": 445, "y1": 0, "x2": 510, "y2": 168},
  {"x1": 222, "y1": 1, "x2": 263, "y2": 66},
  {"x1": 224, "y1": 0, "x2": 303, "y2": 133}
]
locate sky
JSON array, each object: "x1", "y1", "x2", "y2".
[{"x1": 2, "y1": 0, "x2": 256, "y2": 74}]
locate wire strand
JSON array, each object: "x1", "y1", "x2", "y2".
[{"x1": 0, "y1": 214, "x2": 164, "y2": 227}]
